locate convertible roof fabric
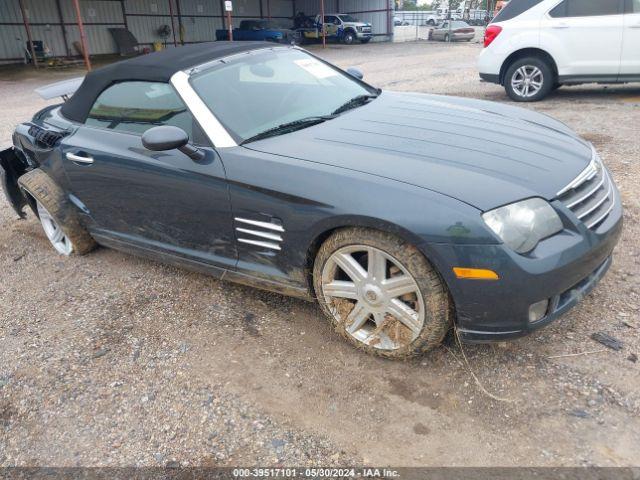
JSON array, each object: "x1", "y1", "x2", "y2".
[{"x1": 61, "y1": 41, "x2": 270, "y2": 123}]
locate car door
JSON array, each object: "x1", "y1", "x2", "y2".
[
  {"x1": 323, "y1": 15, "x2": 340, "y2": 38},
  {"x1": 542, "y1": 0, "x2": 624, "y2": 78},
  {"x1": 621, "y1": 0, "x2": 640, "y2": 76},
  {"x1": 59, "y1": 81, "x2": 237, "y2": 269}
]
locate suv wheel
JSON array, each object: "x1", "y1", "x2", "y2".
[
  {"x1": 504, "y1": 56, "x2": 554, "y2": 102},
  {"x1": 313, "y1": 228, "x2": 452, "y2": 359}
]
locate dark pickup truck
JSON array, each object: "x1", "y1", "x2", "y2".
[{"x1": 215, "y1": 19, "x2": 298, "y2": 43}]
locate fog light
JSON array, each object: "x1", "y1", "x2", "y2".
[{"x1": 528, "y1": 299, "x2": 549, "y2": 323}]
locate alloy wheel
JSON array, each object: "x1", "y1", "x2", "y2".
[
  {"x1": 37, "y1": 202, "x2": 74, "y2": 255},
  {"x1": 510, "y1": 65, "x2": 544, "y2": 98},
  {"x1": 321, "y1": 245, "x2": 425, "y2": 351}
]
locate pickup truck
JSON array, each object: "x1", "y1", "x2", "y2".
[
  {"x1": 216, "y1": 19, "x2": 298, "y2": 43},
  {"x1": 299, "y1": 14, "x2": 373, "y2": 45}
]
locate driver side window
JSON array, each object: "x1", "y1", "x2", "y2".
[{"x1": 85, "y1": 81, "x2": 208, "y2": 145}]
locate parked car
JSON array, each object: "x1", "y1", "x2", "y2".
[
  {"x1": 0, "y1": 42, "x2": 622, "y2": 359},
  {"x1": 479, "y1": 0, "x2": 640, "y2": 101},
  {"x1": 430, "y1": 21, "x2": 475, "y2": 42},
  {"x1": 299, "y1": 14, "x2": 372, "y2": 44},
  {"x1": 216, "y1": 19, "x2": 297, "y2": 43},
  {"x1": 424, "y1": 12, "x2": 444, "y2": 25},
  {"x1": 394, "y1": 16, "x2": 410, "y2": 26},
  {"x1": 466, "y1": 9, "x2": 489, "y2": 25}
]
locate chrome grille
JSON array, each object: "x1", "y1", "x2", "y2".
[{"x1": 557, "y1": 151, "x2": 615, "y2": 230}]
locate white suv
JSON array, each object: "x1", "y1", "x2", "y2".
[{"x1": 478, "y1": 0, "x2": 640, "y2": 101}]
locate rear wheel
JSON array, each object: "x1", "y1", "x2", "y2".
[
  {"x1": 313, "y1": 228, "x2": 452, "y2": 359},
  {"x1": 18, "y1": 168, "x2": 96, "y2": 256},
  {"x1": 504, "y1": 56, "x2": 554, "y2": 102}
]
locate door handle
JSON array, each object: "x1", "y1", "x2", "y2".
[
  {"x1": 630, "y1": 24, "x2": 640, "y2": 29},
  {"x1": 552, "y1": 22, "x2": 570, "y2": 29},
  {"x1": 66, "y1": 152, "x2": 94, "y2": 164}
]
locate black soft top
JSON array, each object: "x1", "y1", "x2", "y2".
[{"x1": 61, "y1": 41, "x2": 270, "y2": 123}]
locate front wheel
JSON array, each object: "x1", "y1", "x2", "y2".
[
  {"x1": 342, "y1": 31, "x2": 355, "y2": 45},
  {"x1": 18, "y1": 168, "x2": 96, "y2": 256},
  {"x1": 504, "y1": 56, "x2": 554, "y2": 102},
  {"x1": 313, "y1": 228, "x2": 452, "y2": 359}
]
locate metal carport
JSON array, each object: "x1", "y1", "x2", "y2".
[{"x1": 0, "y1": 0, "x2": 393, "y2": 70}]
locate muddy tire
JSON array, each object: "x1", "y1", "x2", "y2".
[
  {"x1": 313, "y1": 228, "x2": 452, "y2": 359},
  {"x1": 18, "y1": 168, "x2": 96, "y2": 255}
]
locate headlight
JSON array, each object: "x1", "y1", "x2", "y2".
[{"x1": 482, "y1": 198, "x2": 563, "y2": 254}]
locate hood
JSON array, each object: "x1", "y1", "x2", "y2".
[{"x1": 245, "y1": 91, "x2": 592, "y2": 211}]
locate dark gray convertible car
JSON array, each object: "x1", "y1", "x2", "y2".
[{"x1": 0, "y1": 42, "x2": 622, "y2": 358}]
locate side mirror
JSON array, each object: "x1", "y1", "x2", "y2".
[
  {"x1": 346, "y1": 67, "x2": 364, "y2": 80},
  {"x1": 142, "y1": 126, "x2": 205, "y2": 161}
]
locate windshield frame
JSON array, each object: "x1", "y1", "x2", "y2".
[{"x1": 180, "y1": 46, "x2": 379, "y2": 147}]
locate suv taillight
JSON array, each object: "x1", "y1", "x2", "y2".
[{"x1": 484, "y1": 25, "x2": 502, "y2": 48}]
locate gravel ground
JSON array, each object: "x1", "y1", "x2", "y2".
[{"x1": 0, "y1": 40, "x2": 639, "y2": 468}]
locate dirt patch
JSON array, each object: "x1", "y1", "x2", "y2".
[
  {"x1": 413, "y1": 423, "x2": 431, "y2": 435},
  {"x1": 0, "y1": 399, "x2": 15, "y2": 427},
  {"x1": 580, "y1": 133, "x2": 615, "y2": 149}
]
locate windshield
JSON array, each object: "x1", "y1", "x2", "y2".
[
  {"x1": 190, "y1": 48, "x2": 377, "y2": 143},
  {"x1": 338, "y1": 14, "x2": 360, "y2": 22}
]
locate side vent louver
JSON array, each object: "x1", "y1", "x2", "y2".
[
  {"x1": 234, "y1": 217, "x2": 284, "y2": 251},
  {"x1": 28, "y1": 125, "x2": 65, "y2": 148}
]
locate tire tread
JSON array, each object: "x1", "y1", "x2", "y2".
[
  {"x1": 313, "y1": 228, "x2": 452, "y2": 359},
  {"x1": 18, "y1": 169, "x2": 96, "y2": 255}
]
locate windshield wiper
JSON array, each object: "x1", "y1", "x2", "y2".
[
  {"x1": 332, "y1": 93, "x2": 379, "y2": 116},
  {"x1": 241, "y1": 115, "x2": 335, "y2": 144}
]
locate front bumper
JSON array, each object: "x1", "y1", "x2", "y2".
[
  {"x1": 427, "y1": 188, "x2": 623, "y2": 343},
  {"x1": 356, "y1": 32, "x2": 373, "y2": 39}
]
